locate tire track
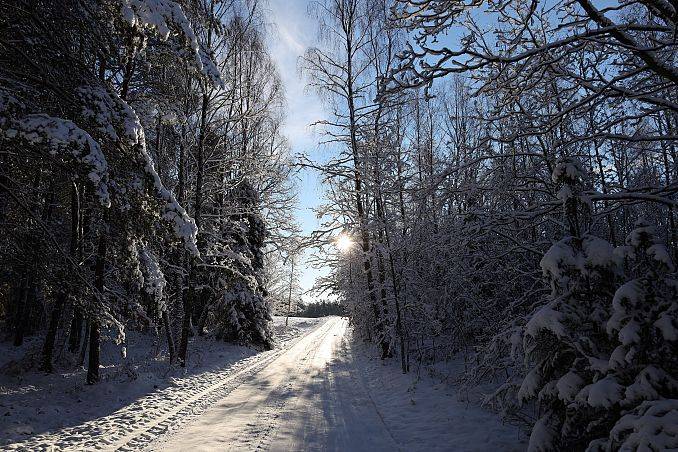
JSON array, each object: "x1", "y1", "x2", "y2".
[{"x1": 3, "y1": 319, "x2": 330, "y2": 452}]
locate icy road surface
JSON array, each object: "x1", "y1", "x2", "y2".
[{"x1": 151, "y1": 316, "x2": 398, "y2": 451}]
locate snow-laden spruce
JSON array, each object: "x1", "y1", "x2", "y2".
[
  {"x1": 199, "y1": 180, "x2": 273, "y2": 348},
  {"x1": 78, "y1": 86, "x2": 199, "y2": 256},
  {"x1": 119, "y1": 0, "x2": 224, "y2": 89},
  {"x1": 520, "y1": 163, "x2": 678, "y2": 451},
  {"x1": 2, "y1": 113, "x2": 111, "y2": 207}
]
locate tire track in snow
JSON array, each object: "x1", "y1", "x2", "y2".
[
  {"x1": 3, "y1": 319, "x2": 330, "y2": 452},
  {"x1": 230, "y1": 318, "x2": 341, "y2": 451}
]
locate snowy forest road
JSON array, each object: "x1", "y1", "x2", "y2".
[
  {"x1": 2, "y1": 318, "x2": 326, "y2": 451},
  {"x1": 150, "y1": 316, "x2": 400, "y2": 452}
]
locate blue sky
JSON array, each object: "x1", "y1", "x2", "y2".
[
  {"x1": 265, "y1": 0, "x2": 331, "y2": 304},
  {"x1": 262, "y1": 0, "x2": 466, "y2": 304}
]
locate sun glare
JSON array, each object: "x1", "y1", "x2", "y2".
[{"x1": 335, "y1": 234, "x2": 354, "y2": 252}]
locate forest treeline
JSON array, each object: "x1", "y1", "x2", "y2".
[
  {"x1": 302, "y1": 0, "x2": 678, "y2": 450},
  {"x1": 297, "y1": 300, "x2": 344, "y2": 318},
  {"x1": 0, "y1": 0, "x2": 299, "y2": 383}
]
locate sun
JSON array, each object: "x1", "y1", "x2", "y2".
[{"x1": 335, "y1": 234, "x2": 354, "y2": 252}]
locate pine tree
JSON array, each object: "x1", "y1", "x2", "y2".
[{"x1": 212, "y1": 180, "x2": 272, "y2": 348}]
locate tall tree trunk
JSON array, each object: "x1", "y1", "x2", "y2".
[
  {"x1": 69, "y1": 183, "x2": 86, "y2": 353},
  {"x1": 371, "y1": 80, "x2": 393, "y2": 359},
  {"x1": 179, "y1": 89, "x2": 208, "y2": 367},
  {"x1": 86, "y1": 320, "x2": 101, "y2": 384},
  {"x1": 162, "y1": 309, "x2": 176, "y2": 365},
  {"x1": 41, "y1": 292, "x2": 66, "y2": 372},
  {"x1": 0, "y1": 153, "x2": 8, "y2": 223},
  {"x1": 86, "y1": 227, "x2": 107, "y2": 384},
  {"x1": 14, "y1": 174, "x2": 50, "y2": 346},
  {"x1": 179, "y1": 262, "x2": 194, "y2": 367},
  {"x1": 69, "y1": 312, "x2": 83, "y2": 353},
  {"x1": 12, "y1": 276, "x2": 29, "y2": 347},
  {"x1": 179, "y1": 1, "x2": 213, "y2": 356},
  {"x1": 659, "y1": 113, "x2": 678, "y2": 262},
  {"x1": 79, "y1": 317, "x2": 89, "y2": 365},
  {"x1": 196, "y1": 293, "x2": 210, "y2": 336},
  {"x1": 343, "y1": 18, "x2": 386, "y2": 357},
  {"x1": 285, "y1": 258, "x2": 295, "y2": 328},
  {"x1": 42, "y1": 183, "x2": 80, "y2": 372}
]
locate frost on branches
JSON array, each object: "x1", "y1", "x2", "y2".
[
  {"x1": 520, "y1": 162, "x2": 678, "y2": 452},
  {"x1": 209, "y1": 181, "x2": 272, "y2": 349}
]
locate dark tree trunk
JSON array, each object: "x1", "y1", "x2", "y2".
[
  {"x1": 14, "y1": 178, "x2": 53, "y2": 346},
  {"x1": 162, "y1": 309, "x2": 176, "y2": 365},
  {"x1": 42, "y1": 183, "x2": 80, "y2": 371},
  {"x1": 0, "y1": 153, "x2": 8, "y2": 223},
  {"x1": 69, "y1": 312, "x2": 83, "y2": 353},
  {"x1": 178, "y1": 264, "x2": 193, "y2": 367},
  {"x1": 196, "y1": 294, "x2": 210, "y2": 336},
  {"x1": 179, "y1": 82, "x2": 209, "y2": 366},
  {"x1": 86, "y1": 229, "x2": 107, "y2": 384},
  {"x1": 86, "y1": 320, "x2": 100, "y2": 384},
  {"x1": 12, "y1": 276, "x2": 29, "y2": 347},
  {"x1": 41, "y1": 291, "x2": 66, "y2": 372},
  {"x1": 79, "y1": 317, "x2": 89, "y2": 365}
]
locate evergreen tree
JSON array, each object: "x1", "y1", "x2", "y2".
[
  {"x1": 592, "y1": 220, "x2": 678, "y2": 450},
  {"x1": 520, "y1": 159, "x2": 620, "y2": 450},
  {"x1": 212, "y1": 180, "x2": 272, "y2": 348}
]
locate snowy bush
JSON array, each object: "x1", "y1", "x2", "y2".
[
  {"x1": 521, "y1": 232, "x2": 620, "y2": 450},
  {"x1": 603, "y1": 399, "x2": 678, "y2": 451},
  {"x1": 588, "y1": 221, "x2": 678, "y2": 450}
]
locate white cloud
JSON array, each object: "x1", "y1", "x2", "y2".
[
  {"x1": 265, "y1": 1, "x2": 330, "y2": 303},
  {"x1": 266, "y1": 1, "x2": 325, "y2": 153},
  {"x1": 277, "y1": 22, "x2": 305, "y2": 55}
]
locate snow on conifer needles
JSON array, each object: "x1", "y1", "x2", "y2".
[
  {"x1": 1, "y1": 0, "x2": 677, "y2": 450},
  {"x1": 1, "y1": 0, "x2": 291, "y2": 390}
]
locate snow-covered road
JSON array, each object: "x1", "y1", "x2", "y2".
[
  {"x1": 151, "y1": 316, "x2": 399, "y2": 451},
  {"x1": 3, "y1": 316, "x2": 525, "y2": 451},
  {"x1": 1, "y1": 317, "x2": 324, "y2": 451}
]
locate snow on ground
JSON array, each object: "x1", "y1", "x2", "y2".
[
  {"x1": 151, "y1": 317, "x2": 399, "y2": 451},
  {"x1": 0, "y1": 316, "x2": 322, "y2": 450},
  {"x1": 352, "y1": 342, "x2": 527, "y2": 451},
  {"x1": 153, "y1": 317, "x2": 526, "y2": 451},
  {"x1": 1, "y1": 316, "x2": 526, "y2": 451}
]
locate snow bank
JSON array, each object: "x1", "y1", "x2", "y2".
[
  {"x1": 351, "y1": 340, "x2": 526, "y2": 451},
  {"x1": 0, "y1": 316, "x2": 321, "y2": 449}
]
